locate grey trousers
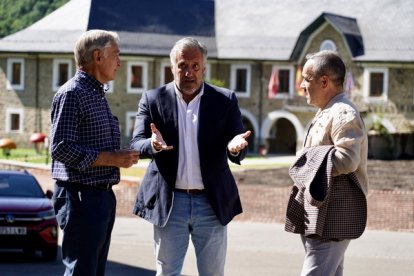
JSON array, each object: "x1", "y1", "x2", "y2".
[{"x1": 300, "y1": 235, "x2": 351, "y2": 276}]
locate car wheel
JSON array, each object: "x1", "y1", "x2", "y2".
[{"x1": 42, "y1": 246, "x2": 58, "y2": 261}]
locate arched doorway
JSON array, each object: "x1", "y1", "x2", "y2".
[
  {"x1": 267, "y1": 118, "x2": 297, "y2": 154},
  {"x1": 261, "y1": 110, "x2": 304, "y2": 155}
]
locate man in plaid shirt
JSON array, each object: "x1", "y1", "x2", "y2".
[{"x1": 50, "y1": 30, "x2": 139, "y2": 276}]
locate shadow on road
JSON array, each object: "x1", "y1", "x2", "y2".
[{"x1": 0, "y1": 249, "x2": 156, "y2": 276}]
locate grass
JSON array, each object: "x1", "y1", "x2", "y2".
[
  {"x1": 121, "y1": 166, "x2": 147, "y2": 178},
  {"x1": 0, "y1": 148, "x2": 50, "y2": 164}
]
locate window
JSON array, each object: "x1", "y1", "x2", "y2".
[
  {"x1": 127, "y1": 61, "x2": 148, "y2": 93},
  {"x1": 5, "y1": 108, "x2": 24, "y2": 133},
  {"x1": 278, "y1": 69, "x2": 290, "y2": 92},
  {"x1": 230, "y1": 64, "x2": 251, "y2": 97},
  {"x1": 370, "y1": 73, "x2": 384, "y2": 97},
  {"x1": 6, "y1": 58, "x2": 24, "y2": 90},
  {"x1": 268, "y1": 65, "x2": 294, "y2": 98},
  {"x1": 363, "y1": 68, "x2": 388, "y2": 101},
  {"x1": 53, "y1": 59, "x2": 72, "y2": 91},
  {"x1": 160, "y1": 62, "x2": 174, "y2": 85},
  {"x1": 320, "y1": 39, "x2": 337, "y2": 51},
  {"x1": 125, "y1": 111, "x2": 137, "y2": 137}
]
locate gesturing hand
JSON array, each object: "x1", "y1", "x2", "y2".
[
  {"x1": 151, "y1": 123, "x2": 173, "y2": 151},
  {"x1": 228, "y1": 130, "x2": 252, "y2": 154}
]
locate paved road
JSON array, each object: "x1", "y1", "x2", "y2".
[{"x1": 1, "y1": 217, "x2": 413, "y2": 276}]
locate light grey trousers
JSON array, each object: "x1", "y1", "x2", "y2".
[{"x1": 300, "y1": 235, "x2": 351, "y2": 276}]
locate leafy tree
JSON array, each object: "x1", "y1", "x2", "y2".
[{"x1": 0, "y1": 0, "x2": 69, "y2": 38}]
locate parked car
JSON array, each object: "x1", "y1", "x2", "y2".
[{"x1": 0, "y1": 170, "x2": 58, "y2": 261}]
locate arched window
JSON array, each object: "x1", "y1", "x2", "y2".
[{"x1": 320, "y1": 39, "x2": 337, "y2": 51}]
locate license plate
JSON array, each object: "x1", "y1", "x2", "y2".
[{"x1": 0, "y1": 226, "x2": 27, "y2": 235}]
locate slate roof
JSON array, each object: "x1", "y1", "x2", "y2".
[
  {"x1": 215, "y1": 0, "x2": 414, "y2": 62},
  {"x1": 0, "y1": 0, "x2": 412, "y2": 62},
  {"x1": 88, "y1": 0, "x2": 215, "y2": 37},
  {"x1": 291, "y1": 13, "x2": 364, "y2": 61}
]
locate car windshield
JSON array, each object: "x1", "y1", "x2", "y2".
[{"x1": 0, "y1": 174, "x2": 45, "y2": 198}]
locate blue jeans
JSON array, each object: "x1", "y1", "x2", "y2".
[
  {"x1": 53, "y1": 182, "x2": 116, "y2": 276},
  {"x1": 300, "y1": 235, "x2": 351, "y2": 276},
  {"x1": 154, "y1": 192, "x2": 227, "y2": 276}
]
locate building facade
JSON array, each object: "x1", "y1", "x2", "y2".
[{"x1": 1, "y1": 0, "x2": 413, "y2": 157}]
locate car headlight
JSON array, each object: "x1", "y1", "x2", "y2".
[{"x1": 38, "y1": 209, "x2": 56, "y2": 220}]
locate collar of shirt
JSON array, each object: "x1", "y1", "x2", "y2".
[
  {"x1": 76, "y1": 70, "x2": 106, "y2": 98},
  {"x1": 320, "y1": 92, "x2": 346, "y2": 112}
]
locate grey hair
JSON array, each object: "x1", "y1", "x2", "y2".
[
  {"x1": 74, "y1": 30, "x2": 120, "y2": 68},
  {"x1": 169, "y1": 37, "x2": 208, "y2": 66},
  {"x1": 305, "y1": 50, "x2": 345, "y2": 87}
]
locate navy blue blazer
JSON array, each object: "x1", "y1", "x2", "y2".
[{"x1": 130, "y1": 82, "x2": 246, "y2": 227}]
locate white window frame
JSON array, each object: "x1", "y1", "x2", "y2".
[
  {"x1": 363, "y1": 67, "x2": 389, "y2": 102},
  {"x1": 125, "y1": 111, "x2": 137, "y2": 137},
  {"x1": 160, "y1": 61, "x2": 173, "y2": 86},
  {"x1": 230, "y1": 64, "x2": 251, "y2": 98},
  {"x1": 271, "y1": 65, "x2": 295, "y2": 99},
  {"x1": 127, "y1": 61, "x2": 148, "y2": 93},
  {"x1": 5, "y1": 108, "x2": 24, "y2": 133},
  {"x1": 6, "y1": 58, "x2": 25, "y2": 90},
  {"x1": 52, "y1": 59, "x2": 72, "y2": 91}
]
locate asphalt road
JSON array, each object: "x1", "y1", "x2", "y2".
[{"x1": 1, "y1": 217, "x2": 413, "y2": 276}]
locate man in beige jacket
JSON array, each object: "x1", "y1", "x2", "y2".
[{"x1": 285, "y1": 50, "x2": 368, "y2": 276}]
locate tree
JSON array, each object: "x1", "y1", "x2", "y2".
[{"x1": 0, "y1": 0, "x2": 69, "y2": 38}]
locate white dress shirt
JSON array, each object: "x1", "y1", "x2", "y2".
[{"x1": 174, "y1": 84, "x2": 205, "y2": 190}]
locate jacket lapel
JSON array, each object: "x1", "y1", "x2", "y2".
[
  {"x1": 198, "y1": 84, "x2": 212, "y2": 145},
  {"x1": 158, "y1": 82, "x2": 179, "y2": 145}
]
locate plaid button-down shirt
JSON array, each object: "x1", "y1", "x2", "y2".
[{"x1": 50, "y1": 70, "x2": 121, "y2": 186}]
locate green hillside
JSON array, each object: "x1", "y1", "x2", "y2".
[{"x1": 0, "y1": 0, "x2": 69, "y2": 38}]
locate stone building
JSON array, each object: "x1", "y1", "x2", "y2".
[{"x1": 0, "y1": 0, "x2": 413, "y2": 157}]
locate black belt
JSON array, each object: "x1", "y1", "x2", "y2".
[
  {"x1": 92, "y1": 183, "x2": 113, "y2": 191},
  {"x1": 57, "y1": 181, "x2": 113, "y2": 191},
  {"x1": 174, "y1": 188, "x2": 205, "y2": 195}
]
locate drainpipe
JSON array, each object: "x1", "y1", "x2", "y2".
[
  {"x1": 35, "y1": 54, "x2": 40, "y2": 132},
  {"x1": 257, "y1": 61, "x2": 263, "y2": 154}
]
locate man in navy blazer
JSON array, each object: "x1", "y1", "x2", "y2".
[{"x1": 130, "y1": 37, "x2": 250, "y2": 276}]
